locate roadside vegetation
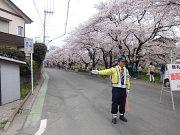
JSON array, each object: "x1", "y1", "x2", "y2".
[
  {"x1": 20, "y1": 80, "x2": 38, "y2": 99},
  {"x1": 0, "y1": 43, "x2": 47, "y2": 99},
  {"x1": 0, "y1": 120, "x2": 8, "y2": 129},
  {"x1": 20, "y1": 43, "x2": 47, "y2": 99}
]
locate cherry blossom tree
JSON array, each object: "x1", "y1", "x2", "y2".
[{"x1": 46, "y1": 0, "x2": 180, "y2": 70}]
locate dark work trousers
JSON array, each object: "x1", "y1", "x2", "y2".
[{"x1": 111, "y1": 87, "x2": 127, "y2": 115}]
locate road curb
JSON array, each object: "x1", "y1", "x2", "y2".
[
  {"x1": 3, "y1": 75, "x2": 44, "y2": 131},
  {"x1": 23, "y1": 72, "x2": 49, "y2": 128}
]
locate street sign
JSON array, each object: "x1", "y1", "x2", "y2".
[
  {"x1": 24, "y1": 38, "x2": 34, "y2": 54},
  {"x1": 167, "y1": 64, "x2": 180, "y2": 91},
  {"x1": 24, "y1": 38, "x2": 34, "y2": 94},
  {"x1": 160, "y1": 64, "x2": 180, "y2": 110}
]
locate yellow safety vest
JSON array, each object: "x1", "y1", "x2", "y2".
[{"x1": 98, "y1": 65, "x2": 131, "y2": 89}]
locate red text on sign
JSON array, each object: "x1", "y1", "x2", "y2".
[{"x1": 170, "y1": 73, "x2": 180, "y2": 80}]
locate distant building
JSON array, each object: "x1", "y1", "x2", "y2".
[{"x1": 0, "y1": 0, "x2": 32, "y2": 50}]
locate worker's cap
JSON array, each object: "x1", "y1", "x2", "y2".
[{"x1": 117, "y1": 54, "x2": 126, "y2": 62}]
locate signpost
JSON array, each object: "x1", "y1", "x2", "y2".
[
  {"x1": 24, "y1": 38, "x2": 34, "y2": 94},
  {"x1": 160, "y1": 64, "x2": 180, "y2": 110}
]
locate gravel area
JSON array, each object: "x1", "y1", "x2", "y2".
[{"x1": 0, "y1": 100, "x2": 22, "y2": 122}]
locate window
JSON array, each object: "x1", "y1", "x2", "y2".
[
  {"x1": 18, "y1": 26, "x2": 23, "y2": 36},
  {"x1": 0, "y1": 20, "x2": 9, "y2": 33}
]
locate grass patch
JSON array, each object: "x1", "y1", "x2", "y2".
[
  {"x1": 137, "y1": 72, "x2": 161, "y2": 83},
  {"x1": 0, "y1": 120, "x2": 8, "y2": 129},
  {"x1": 20, "y1": 83, "x2": 31, "y2": 99},
  {"x1": 20, "y1": 80, "x2": 38, "y2": 99}
]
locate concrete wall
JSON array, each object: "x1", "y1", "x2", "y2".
[
  {"x1": 0, "y1": 61, "x2": 20, "y2": 105},
  {"x1": 0, "y1": 0, "x2": 25, "y2": 36}
]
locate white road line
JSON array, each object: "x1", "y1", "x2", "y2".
[{"x1": 35, "y1": 119, "x2": 47, "y2": 135}]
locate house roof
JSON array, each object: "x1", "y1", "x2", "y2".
[
  {"x1": 0, "y1": 56, "x2": 26, "y2": 64},
  {"x1": 3, "y1": 0, "x2": 33, "y2": 24}
]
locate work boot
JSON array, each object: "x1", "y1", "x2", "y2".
[
  {"x1": 119, "y1": 115, "x2": 128, "y2": 122},
  {"x1": 112, "y1": 117, "x2": 117, "y2": 124}
]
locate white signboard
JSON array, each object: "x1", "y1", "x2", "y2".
[
  {"x1": 24, "y1": 38, "x2": 33, "y2": 54},
  {"x1": 167, "y1": 64, "x2": 180, "y2": 91}
]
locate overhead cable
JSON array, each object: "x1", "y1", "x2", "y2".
[{"x1": 48, "y1": 0, "x2": 71, "y2": 43}]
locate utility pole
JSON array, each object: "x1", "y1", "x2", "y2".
[{"x1": 43, "y1": 10, "x2": 53, "y2": 44}]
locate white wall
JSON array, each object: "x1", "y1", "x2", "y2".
[
  {"x1": 0, "y1": 61, "x2": 20, "y2": 105},
  {"x1": 0, "y1": 0, "x2": 25, "y2": 36},
  {"x1": 0, "y1": 0, "x2": 15, "y2": 13}
]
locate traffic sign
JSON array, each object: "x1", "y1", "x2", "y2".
[
  {"x1": 24, "y1": 38, "x2": 34, "y2": 54},
  {"x1": 160, "y1": 64, "x2": 180, "y2": 110},
  {"x1": 167, "y1": 64, "x2": 180, "y2": 91}
]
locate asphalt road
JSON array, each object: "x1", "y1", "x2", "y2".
[{"x1": 16, "y1": 68, "x2": 180, "y2": 135}]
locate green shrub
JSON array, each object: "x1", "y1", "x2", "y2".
[
  {"x1": 20, "y1": 60, "x2": 39, "y2": 76},
  {"x1": 0, "y1": 48, "x2": 25, "y2": 60},
  {"x1": 138, "y1": 72, "x2": 161, "y2": 83},
  {"x1": 20, "y1": 83, "x2": 31, "y2": 99},
  {"x1": 0, "y1": 120, "x2": 8, "y2": 129},
  {"x1": 33, "y1": 43, "x2": 47, "y2": 68}
]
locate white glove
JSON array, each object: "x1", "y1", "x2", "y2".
[
  {"x1": 126, "y1": 89, "x2": 130, "y2": 95},
  {"x1": 91, "y1": 70, "x2": 99, "y2": 75}
]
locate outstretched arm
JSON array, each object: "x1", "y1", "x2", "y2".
[
  {"x1": 98, "y1": 68, "x2": 113, "y2": 75},
  {"x1": 91, "y1": 68, "x2": 114, "y2": 75}
]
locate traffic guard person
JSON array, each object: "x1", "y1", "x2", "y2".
[{"x1": 91, "y1": 55, "x2": 131, "y2": 124}]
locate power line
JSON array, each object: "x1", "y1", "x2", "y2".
[
  {"x1": 43, "y1": 10, "x2": 53, "y2": 44},
  {"x1": 45, "y1": 0, "x2": 54, "y2": 12},
  {"x1": 43, "y1": 0, "x2": 54, "y2": 44},
  {"x1": 53, "y1": 0, "x2": 54, "y2": 11},
  {"x1": 46, "y1": 0, "x2": 49, "y2": 10},
  {"x1": 49, "y1": 0, "x2": 55, "y2": 12},
  {"x1": 48, "y1": 0, "x2": 71, "y2": 43},
  {"x1": 45, "y1": 0, "x2": 54, "y2": 26},
  {"x1": 64, "y1": 0, "x2": 71, "y2": 34},
  {"x1": 32, "y1": 0, "x2": 49, "y2": 38},
  {"x1": 32, "y1": 0, "x2": 43, "y2": 26}
]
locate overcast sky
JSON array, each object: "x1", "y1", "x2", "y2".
[{"x1": 11, "y1": 0, "x2": 106, "y2": 47}]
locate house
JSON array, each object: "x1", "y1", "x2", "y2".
[
  {"x1": 0, "y1": 56, "x2": 26, "y2": 105},
  {"x1": 0, "y1": 0, "x2": 32, "y2": 50}
]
